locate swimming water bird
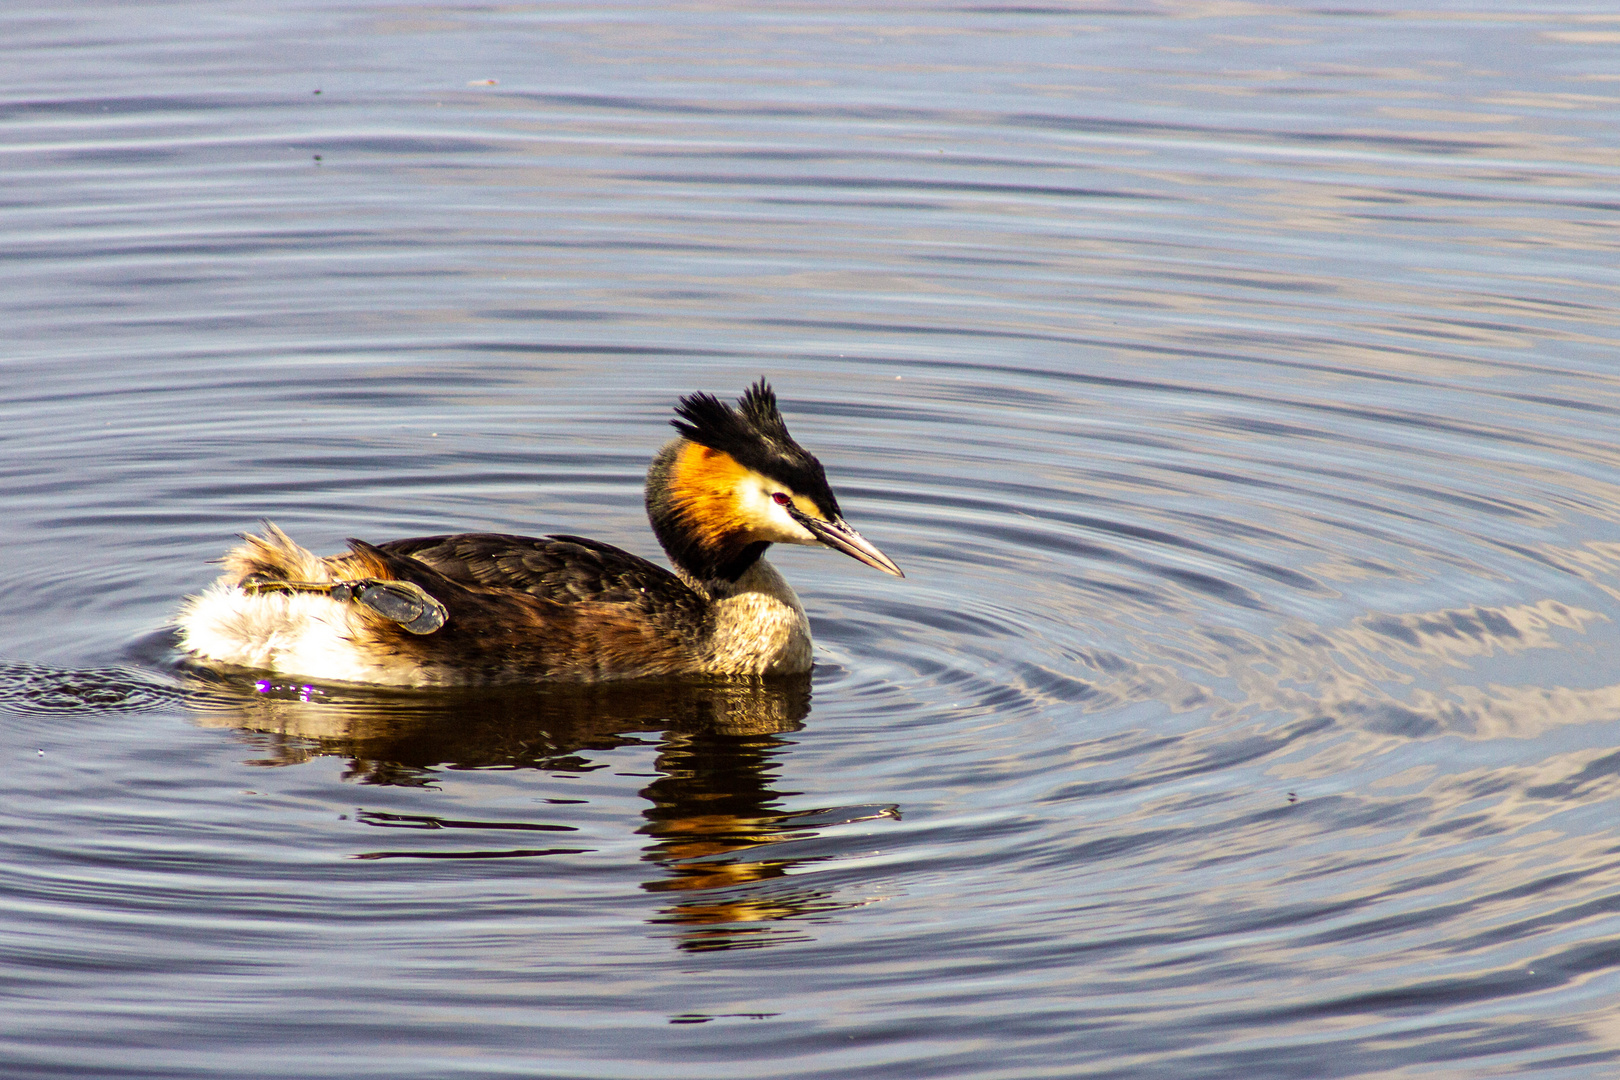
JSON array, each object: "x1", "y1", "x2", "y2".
[{"x1": 176, "y1": 380, "x2": 903, "y2": 685}]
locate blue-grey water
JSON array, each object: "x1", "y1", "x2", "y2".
[{"x1": 6, "y1": 2, "x2": 1620, "y2": 1077}]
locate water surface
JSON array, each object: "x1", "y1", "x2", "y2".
[{"x1": 6, "y1": 2, "x2": 1620, "y2": 1077}]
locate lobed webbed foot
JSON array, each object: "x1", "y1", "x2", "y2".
[{"x1": 241, "y1": 576, "x2": 448, "y2": 635}]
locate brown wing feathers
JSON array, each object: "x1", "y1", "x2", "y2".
[{"x1": 216, "y1": 525, "x2": 710, "y2": 680}]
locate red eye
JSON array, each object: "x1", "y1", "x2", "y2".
[{"x1": 772, "y1": 492, "x2": 792, "y2": 506}]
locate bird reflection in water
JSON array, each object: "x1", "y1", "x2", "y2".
[
  {"x1": 636, "y1": 726, "x2": 896, "y2": 950},
  {"x1": 188, "y1": 672, "x2": 896, "y2": 951}
]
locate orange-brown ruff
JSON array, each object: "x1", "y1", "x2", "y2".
[{"x1": 175, "y1": 381, "x2": 903, "y2": 685}]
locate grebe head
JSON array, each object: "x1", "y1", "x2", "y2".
[{"x1": 647, "y1": 379, "x2": 904, "y2": 589}]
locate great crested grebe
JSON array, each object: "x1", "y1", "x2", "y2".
[{"x1": 176, "y1": 380, "x2": 903, "y2": 685}]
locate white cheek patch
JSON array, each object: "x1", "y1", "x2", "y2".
[{"x1": 738, "y1": 483, "x2": 819, "y2": 544}]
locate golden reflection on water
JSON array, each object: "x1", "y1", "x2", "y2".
[{"x1": 189, "y1": 674, "x2": 889, "y2": 950}]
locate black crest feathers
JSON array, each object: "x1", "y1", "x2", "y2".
[
  {"x1": 672, "y1": 379, "x2": 790, "y2": 457},
  {"x1": 669, "y1": 379, "x2": 840, "y2": 516}
]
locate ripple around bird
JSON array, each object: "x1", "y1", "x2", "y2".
[{"x1": 5, "y1": 3, "x2": 1620, "y2": 1077}]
